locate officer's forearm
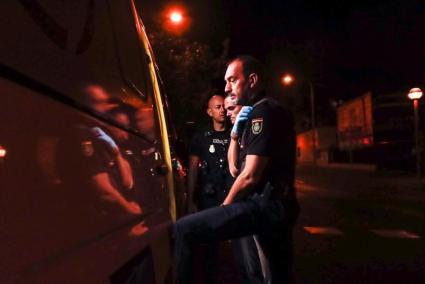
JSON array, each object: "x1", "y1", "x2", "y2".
[
  {"x1": 92, "y1": 173, "x2": 133, "y2": 208},
  {"x1": 227, "y1": 138, "x2": 239, "y2": 177},
  {"x1": 116, "y1": 153, "x2": 134, "y2": 190},
  {"x1": 222, "y1": 170, "x2": 257, "y2": 205},
  {"x1": 223, "y1": 155, "x2": 268, "y2": 205}
]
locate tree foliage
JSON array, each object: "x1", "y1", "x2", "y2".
[{"x1": 149, "y1": 31, "x2": 228, "y2": 138}]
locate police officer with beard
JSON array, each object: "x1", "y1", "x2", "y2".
[
  {"x1": 186, "y1": 94, "x2": 231, "y2": 284},
  {"x1": 175, "y1": 56, "x2": 299, "y2": 284}
]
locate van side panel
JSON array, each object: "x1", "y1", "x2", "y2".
[{"x1": 0, "y1": 1, "x2": 174, "y2": 283}]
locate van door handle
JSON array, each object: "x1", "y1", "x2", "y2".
[{"x1": 151, "y1": 164, "x2": 168, "y2": 176}]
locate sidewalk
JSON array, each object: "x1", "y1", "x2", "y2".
[
  {"x1": 297, "y1": 162, "x2": 425, "y2": 192},
  {"x1": 298, "y1": 162, "x2": 377, "y2": 171}
]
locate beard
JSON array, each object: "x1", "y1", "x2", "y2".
[{"x1": 236, "y1": 92, "x2": 255, "y2": 106}]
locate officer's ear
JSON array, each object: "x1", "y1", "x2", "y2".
[
  {"x1": 248, "y1": 73, "x2": 258, "y2": 89},
  {"x1": 206, "y1": 107, "x2": 213, "y2": 117}
]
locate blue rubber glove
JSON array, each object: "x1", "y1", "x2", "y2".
[
  {"x1": 91, "y1": 127, "x2": 119, "y2": 155},
  {"x1": 231, "y1": 106, "x2": 253, "y2": 138}
]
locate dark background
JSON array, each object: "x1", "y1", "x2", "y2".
[{"x1": 139, "y1": 0, "x2": 425, "y2": 133}]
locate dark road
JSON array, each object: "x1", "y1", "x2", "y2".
[
  {"x1": 293, "y1": 165, "x2": 425, "y2": 284},
  {"x1": 207, "y1": 165, "x2": 425, "y2": 283}
]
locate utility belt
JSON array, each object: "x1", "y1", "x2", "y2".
[
  {"x1": 251, "y1": 182, "x2": 299, "y2": 224},
  {"x1": 253, "y1": 181, "x2": 295, "y2": 203},
  {"x1": 270, "y1": 182, "x2": 294, "y2": 200}
]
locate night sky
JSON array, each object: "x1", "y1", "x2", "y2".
[{"x1": 141, "y1": 0, "x2": 425, "y2": 102}]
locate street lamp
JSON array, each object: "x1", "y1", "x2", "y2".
[
  {"x1": 281, "y1": 74, "x2": 317, "y2": 165},
  {"x1": 162, "y1": 6, "x2": 189, "y2": 35},
  {"x1": 407, "y1": 87, "x2": 423, "y2": 178},
  {"x1": 282, "y1": 74, "x2": 294, "y2": 85},
  {"x1": 169, "y1": 11, "x2": 183, "y2": 24}
]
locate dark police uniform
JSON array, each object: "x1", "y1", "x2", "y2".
[
  {"x1": 57, "y1": 124, "x2": 136, "y2": 215},
  {"x1": 239, "y1": 97, "x2": 297, "y2": 204},
  {"x1": 238, "y1": 97, "x2": 299, "y2": 283},
  {"x1": 174, "y1": 95, "x2": 299, "y2": 284},
  {"x1": 189, "y1": 129, "x2": 232, "y2": 209},
  {"x1": 188, "y1": 128, "x2": 231, "y2": 284},
  {"x1": 58, "y1": 125, "x2": 118, "y2": 187}
]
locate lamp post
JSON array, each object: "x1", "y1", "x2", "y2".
[
  {"x1": 282, "y1": 74, "x2": 317, "y2": 165},
  {"x1": 407, "y1": 87, "x2": 423, "y2": 178},
  {"x1": 308, "y1": 81, "x2": 317, "y2": 165}
]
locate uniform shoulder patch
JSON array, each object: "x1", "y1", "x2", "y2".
[{"x1": 251, "y1": 118, "x2": 263, "y2": 134}]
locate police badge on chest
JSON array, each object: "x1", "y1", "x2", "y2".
[{"x1": 209, "y1": 144, "x2": 215, "y2": 153}]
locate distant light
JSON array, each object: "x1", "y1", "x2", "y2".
[
  {"x1": 304, "y1": 226, "x2": 343, "y2": 236},
  {"x1": 407, "y1": 87, "x2": 423, "y2": 100},
  {"x1": 0, "y1": 146, "x2": 6, "y2": 158},
  {"x1": 282, "y1": 74, "x2": 294, "y2": 85},
  {"x1": 163, "y1": 6, "x2": 189, "y2": 35},
  {"x1": 170, "y1": 11, "x2": 183, "y2": 24}
]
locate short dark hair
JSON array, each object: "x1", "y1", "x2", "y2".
[
  {"x1": 107, "y1": 103, "x2": 137, "y2": 126},
  {"x1": 228, "y1": 55, "x2": 264, "y2": 81}
]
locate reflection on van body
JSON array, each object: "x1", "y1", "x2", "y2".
[{"x1": 0, "y1": 1, "x2": 178, "y2": 283}]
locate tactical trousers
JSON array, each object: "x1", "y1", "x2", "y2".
[
  {"x1": 233, "y1": 236, "x2": 265, "y2": 284},
  {"x1": 197, "y1": 193, "x2": 224, "y2": 284},
  {"x1": 174, "y1": 198, "x2": 295, "y2": 284}
]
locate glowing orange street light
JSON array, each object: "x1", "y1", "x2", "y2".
[
  {"x1": 163, "y1": 6, "x2": 189, "y2": 35},
  {"x1": 407, "y1": 87, "x2": 423, "y2": 178},
  {"x1": 282, "y1": 74, "x2": 294, "y2": 85},
  {"x1": 170, "y1": 11, "x2": 183, "y2": 24},
  {"x1": 0, "y1": 145, "x2": 6, "y2": 159},
  {"x1": 408, "y1": 87, "x2": 423, "y2": 100}
]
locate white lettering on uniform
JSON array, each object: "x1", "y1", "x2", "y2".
[{"x1": 212, "y1": 139, "x2": 228, "y2": 145}]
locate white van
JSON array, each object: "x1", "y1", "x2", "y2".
[{"x1": 0, "y1": 1, "x2": 183, "y2": 283}]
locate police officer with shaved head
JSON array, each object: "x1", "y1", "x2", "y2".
[
  {"x1": 187, "y1": 94, "x2": 231, "y2": 212},
  {"x1": 175, "y1": 56, "x2": 299, "y2": 284},
  {"x1": 186, "y1": 93, "x2": 232, "y2": 284}
]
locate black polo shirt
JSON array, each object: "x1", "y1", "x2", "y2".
[
  {"x1": 239, "y1": 97, "x2": 296, "y2": 195},
  {"x1": 189, "y1": 128, "x2": 232, "y2": 189}
]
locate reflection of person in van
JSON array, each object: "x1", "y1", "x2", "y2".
[
  {"x1": 73, "y1": 85, "x2": 141, "y2": 215},
  {"x1": 56, "y1": 124, "x2": 141, "y2": 216},
  {"x1": 135, "y1": 107, "x2": 156, "y2": 141},
  {"x1": 105, "y1": 105, "x2": 136, "y2": 191},
  {"x1": 88, "y1": 125, "x2": 140, "y2": 215},
  {"x1": 133, "y1": 107, "x2": 157, "y2": 171},
  {"x1": 83, "y1": 84, "x2": 118, "y2": 113}
]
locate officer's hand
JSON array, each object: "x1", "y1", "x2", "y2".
[
  {"x1": 91, "y1": 127, "x2": 119, "y2": 156},
  {"x1": 231, "y1": 106, "x2": 253, "y2": 138},
  {"x1": 126, "y1": 201, "x2": 143, "y2": 215}
]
